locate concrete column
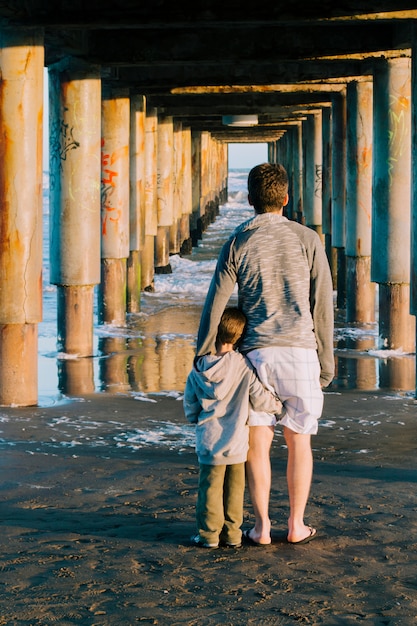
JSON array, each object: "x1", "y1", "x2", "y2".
[
  {"x1": 268, "y1": 139, "x2": 274, "y2": 162},
  {"x1": 211, "y1": 137, "x2": 221, "y2": 219},
  {"x1": 191, "y1": 131, "x2": 202, "y2": 244},
  {"x1": 275, "y1": 132, "x2": 285, "y2": 167},
  {"x1": 170, "y1": 120, "x2": 183, "y2": 255},
  {"x1": 332, "y1": 92, "x2": 347, "y2": 309},
  {"x1": 372, "y1": 57, "x2": 415, "y2": 352},
  {"x1": 179, "y1": 126, "x2": 193, "y2": 256},
  {"x1": 301, "y1": 116, "x2": 312, "y2": 225},
  {"x1": 220, "y1": 141, "x2": 229, "y2": 204},
  {"x1": 268, "y1": 141, "x2": 276, "y2": 163},
  {"x1": 302, "y1": 116, "x2": 312, "y2": 226},
  {"x1": 295, "y1": 123, "x2": 304, "y2": 223},
  {"x1": 286, "y1": 125, "x2": 302, "y2": 222},
  {"x1": 100, "y1": 89, "x2": 130, "y2": 324},
  {"x1": 200, "y1": 131, "x2": 211, "y2": 229},
  {"x1": 0, "y1": 29, "x2": 44, "y2": 406},
  {"x1": 142, "y1": 107, "x2": 158, "y2": 291},
  {"x1": 281, "y1": 131, "x2": 295, "y2": 219},
  {"x1": 127, "y1": 94, "x2": 146, "y2": 313},
  {"x1": 49, "y1": 59, "x2": 101, "y2": 364},
  {"x1": 155, "y1": 115, "x2": 174, "y2": 273},
  {"x1": 211, "y1": 137, "x2": 222, "y2": 220},
  {"x1": 345, "y1": 80, "x2": 376, "y2": 323},
  {"x1": 411, "y1": 38, "x2": 417, "y2": 394},
  {"x1": 322, "y1": 106, "x2": 337, "y2": 285},
  {"x1": 304, "y1": 110, "x2": 323, "y2": 235}
]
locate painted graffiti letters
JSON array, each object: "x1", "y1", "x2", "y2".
[{"x1": 101, "y1": 139, "x2": 128, "y2": 236}]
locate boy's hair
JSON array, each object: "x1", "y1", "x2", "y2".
[
  {"x1": 248, "y1": 162, "x2": 288, "y2": 214},
  {"x1": 215, "y1": 307, "x2": 247, "y2": 347}
]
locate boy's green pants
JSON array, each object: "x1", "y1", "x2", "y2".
[{"x1": 196, "y1": 462, "x2": 245, "y2": 546}]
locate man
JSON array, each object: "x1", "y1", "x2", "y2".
[{"x1": 196, "y1": 163, "x2": 334, "y2": 545}]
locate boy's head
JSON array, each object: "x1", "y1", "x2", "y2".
[
  {"x1": 215, "y1": 307, "x2": 247, "y2": 349},
  {"x1": 247, "y1": 162, "x2": 289, "y2": 214}
]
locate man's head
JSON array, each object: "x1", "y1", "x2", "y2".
[
  {"x1": 247, "y1": 163, "x2": 289, "y2": 214},
  {"x1": 215, "y1": 307, "x2": 247, "y2": 349}
]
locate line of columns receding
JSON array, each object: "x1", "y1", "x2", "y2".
[{"x1": 0, "y1": 30, "x2": 416, "y2": 406}]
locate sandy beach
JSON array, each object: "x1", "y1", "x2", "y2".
[{"x1": 0, "y1": 387, "x2": 416, "y2": 624}]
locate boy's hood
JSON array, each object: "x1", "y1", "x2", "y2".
[{"x1": 190, "y1": 352, "x2": 238, "y2": 401}]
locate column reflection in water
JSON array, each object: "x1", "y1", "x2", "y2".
[
  {"x1": 333, "y1": 335, "x2": 378, "y2": 390},
  {"x1": 98, "y1": 307, "x2": 198, "y2": 393},
  {"x1": 98, "y1": 336, "x2": 131, "y2": 392},
  {"x1": 58, "y1": 357, "x2": 95, "y2": 395},
  {"x1": 379, "y1": 356, "x2": 415, "y2": 391},
  {"x1": 334, "y1": 324, "x2": 415, "y2": 391}
]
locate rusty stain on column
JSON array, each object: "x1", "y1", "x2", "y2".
[
  {"x1": 346, "y1": 80, "x2": 376, "y2": 323},
  {"x1": 127, "y1": 94, "x2": 146, "y2": 312},
  {"x1": 100, "y1": 89, "x2": 130, "y2": 324},
  {"x1": 155, "y1": 115, "x2": 174, "y2": 273},
  {"x1": 49, "y1": 60, "x2": 101, "y2": 375},
  {"x1": 372, "y1": 56, "x2": 415, "y2": 353},
  {"x1": 0, "y1": 29, "x2": 43, "y2": 406}
]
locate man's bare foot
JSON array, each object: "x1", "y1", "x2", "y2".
[
  {"x1": 243, "y1": 529, "x2": 271, "y2": 546},
  {"x1": 287, "y1": 526, "x2": 317, "y2": 544}
]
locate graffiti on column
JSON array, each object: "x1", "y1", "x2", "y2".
[
  {"x1": 101, "y1": 139, "x2": 127, "y2": 235},
  {"x1": 49, "y1": 118, "x2": 80, "y2": 190},
  {"x1": 314, "y1": 164, "x2": 322, "y2": 198},
  {"x1": 388, "y1": 93, "x2": 409, "y2": 186}
]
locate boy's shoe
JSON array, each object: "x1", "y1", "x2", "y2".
[
  {"x1": 222, "y1": 540, "x2": 242, "y2": 549},
  {"x1": 219, "y1": 536, "x2": 242, "y2": 548},
  {"x1": 190, "y1": 534, "x2": 219, "y2": 549}
]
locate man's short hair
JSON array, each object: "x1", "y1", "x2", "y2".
[
  {"x1": 216, "y1": 307, "x2": 247, "y2": 346},
  {"x1": 248, "y1": 162, "x2": 289, "y2": 214}
]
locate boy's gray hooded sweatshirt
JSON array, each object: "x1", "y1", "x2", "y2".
[{"x1": 184, "y1": 351, "x2": 282, "y2": 466}]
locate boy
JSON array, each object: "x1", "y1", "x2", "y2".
[{"x1": 184, "y1": 307, "x2": 282, "y2": 549}]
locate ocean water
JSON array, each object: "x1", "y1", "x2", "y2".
[{"x1": 38, "y1": 169, "x2": 416, "y2": 405}]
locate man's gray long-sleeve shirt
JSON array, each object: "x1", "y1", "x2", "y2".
[{"x1": 196, "y1": 213, "x2": 335, "y2": 387}]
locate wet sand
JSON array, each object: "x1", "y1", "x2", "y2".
[{"x1": 0, "y1": 388, "x2": 416, "y2": 624}]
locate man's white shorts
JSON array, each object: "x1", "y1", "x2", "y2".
[{"x1": 246, "y1": 346, "x2": 323, "y2": 435}]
